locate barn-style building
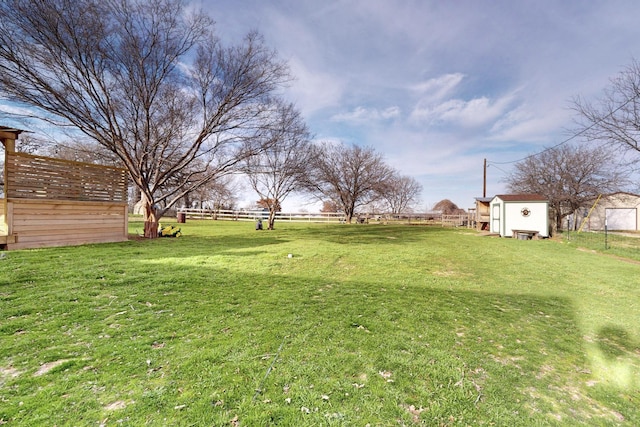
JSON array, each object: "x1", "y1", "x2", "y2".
[{"x1": 580, "y1": 192, "x2": 640, "y2": 231}]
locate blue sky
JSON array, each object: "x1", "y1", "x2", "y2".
[{"x1": 203, "y1": 0, "x2": 640, "y2": 210}]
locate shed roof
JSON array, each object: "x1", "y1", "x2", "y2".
[
  {"x1": 0, "y1": 126, "x2": 26, "y2": 136},
  {"x1": 0, "y1": 126, "x2": 24, "y2": 132},
  {"x1": 495, "y1": 194, "x2": 547, "y2": 202},
  {"x1": 600, "y1": 191, "x2": 640, "y2": 199}
]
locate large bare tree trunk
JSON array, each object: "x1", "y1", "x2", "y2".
[
  {"x1": 344, "y1": 205, "x2": 355, "y2": 223},
  {"x1": 267, "y1": 209, "x2": 276, "y2": 230},
  {"x1": 142, "y1": 195, "x2": 159, "y2": 238}
]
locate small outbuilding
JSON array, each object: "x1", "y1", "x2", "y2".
[
  {"x1": 580, "y1": 192, "x2": 640, "y2": 231},
  {"x1": 490, "y1": 194, "x2": 549, "y2": 239},
  {"x1": 1, "y1": 127, "x2": 129, "y2": 250},
  {"x1": 474, "y1": 197, "x2": 492, "y2": 231}
]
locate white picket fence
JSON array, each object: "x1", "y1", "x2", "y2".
[
  {"x1": 177, "y1": 208, "x2": 342, "y2": 222},
  {"x1": 176, "y1": 208, "x2": 472, "y2": 226}
]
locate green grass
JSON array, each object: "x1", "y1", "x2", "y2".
[
  {"x1": 561, "y1": 230, "x2": 640, "y2": 261},
  {"x1": 1, "y1": 221, "x2": 639, "y2": 426}
]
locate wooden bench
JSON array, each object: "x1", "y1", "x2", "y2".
[{"x1": 512, "y1": 229, "x2": 540, "y2": 240}]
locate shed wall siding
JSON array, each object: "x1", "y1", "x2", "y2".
[
  {"x1": 4, "y1": 199, "x2": 128, "y2": 250},
  {"x1": 504, "y1": 202, "x2": 548, "y2": 237},
  {"x1": 2, "y1": 148, "x2": 129, "y2": 250},
  {"x1": 489, "y1": 197, "x2": 549, "y2": 237}
]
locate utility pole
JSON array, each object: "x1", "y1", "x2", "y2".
[{"x1": 483, "y1": 158, "x2": 487, "y2": 198}]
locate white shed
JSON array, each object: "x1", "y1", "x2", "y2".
[{"x1": 490, "y1": 194, "x2": 549, "y2": 239}]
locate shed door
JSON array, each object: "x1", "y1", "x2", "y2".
[
  {"x1": 606, "y1": 208, "x2": 637, "y2": 230},
  {"x1": 491, "y1": 204, "x2": 501, "y2": 234}
]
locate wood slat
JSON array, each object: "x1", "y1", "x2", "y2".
[
  {"x1": 14, "y1": 228, "x2": 125, "y2": 241},
  {"x1": 13, "y1": 218, "x2": 125, "y2": 230},
  {"x1": 4, "y1": 199, "x2": 128, "y2": 250},
  {"x1": 10, "y1": 200, "x2": 126, "y2": 210},
  {"x1": 13, "y1": 210, "x2": 125, "y2": 217},
  {"x1": 8, "y1": 235, "x2": 127, "y2": 250},
  {"x1": 5, "y1": 152, "x2": 128, "y2": 202}
]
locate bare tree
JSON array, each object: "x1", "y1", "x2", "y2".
[
  {"x1": 304, "y1": 143, "x2": 394, "y2": 223},
  {"x1": 204, "y1": 177, "x2": 240, "y2": 212},
  {"x1": 379, "y1": 172, "x2": 423, "y2": 214},
  {"x1": 178, "y1": 174, "x2": 239, "y2": 211},
  {"x1": 572, "y1": 59, "x2": 640, "y2": 165},
  {"x1": 0, "y1": 0, "x2": 289, "y2": 237},
  {"x1": 243, "y1": 102, "x2": 311, "y2": 229},
  {"x1": 505, "y1": 144, "x2": 625, "y2": 232},
  {"x1": 320, "y1": 200, "x2": 340, "y2": 213},
  {"x1": 256, "y1": 197, "x2": 281, "y2": 210},
  {"x1": 3, "y1": 134, "x2": 42, "y2": 155},
  {"x1": 45, "y1": 138, "x2": 119, "y2": 165}
]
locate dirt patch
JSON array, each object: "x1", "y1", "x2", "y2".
[
  {"x1": 477, "y1": 231, "x2": 500, "y2": 237},
  {"x1": 128, "y1": 233, "x2": 148, "y2": 241},
  {"x1": 576, "y1": 247, "x2": 640, "y2": 265},
  {"x1": 34, "y1": 359, "x2": 69, "y2": 376},
  {"x1": 0, "y1": 366, "x2": 22, "y2": 385},
  {"x1": 401, "y1": 404, "x2": 425, "y2": 423},
  {"x1": 104, "y1": 400, "x2": 131, "y2": 411}
]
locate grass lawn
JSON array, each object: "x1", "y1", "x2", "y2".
[{"x1": 1, "y1": 220, "x2": 639, "y2": 426}]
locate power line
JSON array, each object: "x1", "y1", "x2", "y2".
[
  {"x1": 487, "y1": 91, "x2": 640, "y2": 166},
  {"x1": 487, "y1": 163, "x2": 510, "y2": 176}
]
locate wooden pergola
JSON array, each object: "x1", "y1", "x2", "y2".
[{"x1": 1, "y1": 127, "x2": 129, "y2": 250}]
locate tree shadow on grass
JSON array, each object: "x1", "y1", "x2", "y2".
[
  {"x1": 284, "y1": 222, "x2": 443, "y2": 245},
  {"x1": 596, "y1": 325, "x2": 639, "y2": 360},
  {"x1": 3, "y1": 250, "x2": 638, "y2": 426},
  {"x1": 115, "y1": 233, "x2": 290, "y2": 259},
  {"x1": 114, "y1": 224, "x2": 444, "y2": 262},
  {"x1": 3, "y1": 224, "x2": 639, "y2": 424}
]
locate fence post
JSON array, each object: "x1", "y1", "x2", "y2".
[{"x1": 604, "y1": 220, "x2": 608, "y2": 250}]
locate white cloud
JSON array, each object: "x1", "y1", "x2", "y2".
[
  {"x1": 0, "y1": 103, "x2": 37, "y2": 118},
  {"x1": 285, "y1": 56, "x2": 346, "y2": 116},
  {"x1": 410, "y1": 73, "x2": 465, "y2": 102},
  {"x1": 381, "y1": 106, "x2": 401, "y2": 119},
  {"x1": 487, "y1": 97, "x2": 575, "y2": 143},
  {"x1": 331, "y1": 106, "x2": 401, "y2": 123},
  {"x1": 410, "y1": 94, "x2": 515, "y2": 128},
  {"x1": 21, "y1": 0, "x2": 640, "y2": 209}
]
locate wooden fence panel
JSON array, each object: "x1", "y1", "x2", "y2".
[
  {"x1": 5, "y1": 199, "x2": 128, "y2": 250},
  {"x1": 175, "y1": 208, "x2": 475, "y2": 227},
  {"x1": 178, "y1": 208, "x2": 345, "y2": 223},
  {"x1": 441, "y1": 214, "x2": 469, "y2": 227},
  {"x1": 5, "y1": 152, "x2": 128, "y2": 202}
]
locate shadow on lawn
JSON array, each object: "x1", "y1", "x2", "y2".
[
  {"x1": 118, "y1": 223, "x2": 442, "y2": 261},
  {"x1": 125, "y1": 248, "x2": 637, "y2": 424},
  {"x1": 596, "y1": 325, "x2": 640, "y2": 360},
  {"x1": 181, "y1": 222, "x2": 442, "y2": 249},
  {"x1": 119, "y1": 233, "x2": 290, "y2": 258},
  {"x1": 1, "y1": 244, "x2": 638, "y2": 425},
  {"x1": 283, "y1": 222, "x2": 443, "y2": 245}
]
